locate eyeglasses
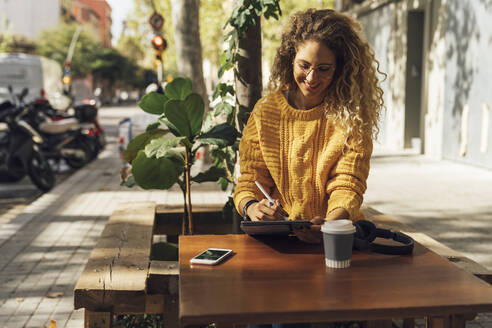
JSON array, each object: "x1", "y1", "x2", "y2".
[{"x1": 294, "y1": 61, "x2": 335, "y2": 77}]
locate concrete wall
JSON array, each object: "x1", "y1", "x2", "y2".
[
  {"x1": 358, "y1": 4, "x2": 400, "y2": 150},
  {"x1": 0, "y1": 0, "x2": 60, "y2": 40},
  {"x1": 355, "y1": 0, "x2": 492, "y2": 169},
  {"x1": 423, "y1": 0, "x2": 446, "y2": 160},
  {"x1": 442, "y1": 0, "x2": 492, "y2": 168}
]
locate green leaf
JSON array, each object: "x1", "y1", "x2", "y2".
[
  {"x1": 164, "y1": 93, "x2": 204, "y2": 138},
  {"x1": 237, "y1": 10, "x2": 248, "y2": 27},
  {"x1": 120, "y1": 174, "x2": 136, "y2": 188},
  {"x1": 222, "y1": 31, "x2": 234, "y2": 43},
  {"x1": 131, "y1": 151, "x2": 183, "y2": 190},
  {"x1": 214, "y1": 101, "x2": 234, "y2": 117},
  {"x1": 159, "y1": 115, "x2": 180, "y2": 137},
  {"x1": 218, "y1": 177, "x2": 229, "y2": 191},
  {"x1": 212, "y1": 83, "x2": 234, "y2": 100},
  {"x1": 197, "y1": 123, "x2": 240, "y2": 147},
  {"x1": 123, "y1": 129, "x2": 168, "y2": 163},
  {"x1": 164, "y1": 77, "x2": 192, "y2": 100},
  {"x1": 201, "y1": 113, "x2": 214, "y2": 135},
  {"x1": 218, "y1": 65, "x2": 227, "y2": 79},
  {"x1": 219, "y1": 51, "x2": 228, "y2": 67},
  {"x1": 191, "y1": 166, "x2": 227, "y2": 183},
  {"x1": 165, "y1": 148, "x2": 186, "y2": 166},
  {"x1": 144, "y1": 136, "x2": 187, "y2": 159},
  {"x1": 138, "y1": 92, "x2": 169, "y2": 115},
  {"x1": 146, "y1": 122, "x2": 160, "y2": 132}
]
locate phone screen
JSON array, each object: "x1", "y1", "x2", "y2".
[{"x1": 194, "y1": 249, "x2": 230, "y2": 261}]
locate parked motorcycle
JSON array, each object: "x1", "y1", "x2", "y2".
[
  {"x1": 31, "y1": 98, "x2": 105, "y2": 161},
  {"x1": 22, "y1": 104, "x2": 93, "y2": 169},
  {"x1": 0, "y1": 92, "x2": 55, "y2": 191}
]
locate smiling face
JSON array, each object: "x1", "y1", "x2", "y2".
[{"x1": 292, "y1": 40, "x2": 337, "y2": 109}]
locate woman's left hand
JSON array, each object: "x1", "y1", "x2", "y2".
[{"x1": 293, "y1": 217, "x2": 325, "y2": 243}]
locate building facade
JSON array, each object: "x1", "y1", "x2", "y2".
[
  {"x1": 339, "y1": 0, "x2": 492, "y2": 169},
  {"x1": 0, "y1": 0, "x2": 61, "y2": 39},
  {"x1": 74, "y1": 0, "x2": 112, "y2": 47},
  {"x1": 0, "y1": 0, "x2": 111, "y2": 47}
]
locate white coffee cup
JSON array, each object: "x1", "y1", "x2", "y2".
[{"x1": 321, "y1": 219, "x2": 356, "y2": 268}]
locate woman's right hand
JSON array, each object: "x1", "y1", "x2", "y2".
[{"x1": 247, "y1": 199, "x2": 288, "y2": 221}]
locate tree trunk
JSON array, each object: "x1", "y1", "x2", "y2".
[
  {"x1": 171, "y1": 0, "x2": 209, "y2": 113},
  {"x1": 235, "y1": 14, "x2": 262, "y2": 131}
]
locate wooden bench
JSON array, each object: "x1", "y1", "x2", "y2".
[
  {"x1": 74, "y1": 201, "x2": 234, "y2": 328},
  {"x1": 74, "y1": 201, "x2": 180, "y2": 328},
  {"x1": 74, "y1": 202, "x2": 491, "y2": 328}
]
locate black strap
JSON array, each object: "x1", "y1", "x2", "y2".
[
  {"x1": 369, "y1": 230, "x2": 414, "y2": 255},
  {"x1": 242, "y1": 200, "x2": 259, "y2": 221},
  {"x1": 353, "y1": 220, "x2": 414, "y2": 255}
]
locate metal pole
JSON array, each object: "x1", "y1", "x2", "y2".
[
  {"x1": 149, "y1": 0, "x2": 156, "y2": 11},
  {"x1": 157, "y1": 60, "x2": 162, "y2": 85},
  {"x1": 66, "y1": 25, "x2": 82, "y2": 63}
]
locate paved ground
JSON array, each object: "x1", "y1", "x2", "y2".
[
  {"x1": 365, "y1": 151, "x2": 492, "y2": 270},
  {"x1": 0, "y1": 104, "x2": 491, "y2": 327}
]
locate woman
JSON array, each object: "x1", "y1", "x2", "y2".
[{"x1": 234, "y1": 8, "x2": 384, "y2": 244}]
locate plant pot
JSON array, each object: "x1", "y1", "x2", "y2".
[
  {"x1": 154, "y1": 203, "x2": 242, "y2": 236},
  {"x1": 151, "y1": 203, "x2": 243, "y2": 259}
]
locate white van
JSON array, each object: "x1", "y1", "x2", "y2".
[{"x1": 0, "y1": 53, "x2": 71, "y2": 110}]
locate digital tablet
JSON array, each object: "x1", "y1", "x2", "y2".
[{"x1": 240, "y1": 220, "x2": 312, "y2": 236}]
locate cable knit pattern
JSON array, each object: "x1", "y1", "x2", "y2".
[{"x1": 234, "y1": 91, "x2": 372, "y2": 221}]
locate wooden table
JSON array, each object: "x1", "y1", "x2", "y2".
[{"x1": 179, "y1": 234, "x2": 492, "y2": 327}]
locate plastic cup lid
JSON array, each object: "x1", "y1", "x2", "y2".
[{"x1": 321, "y1": 219, "x2": 356, "y2": 234}]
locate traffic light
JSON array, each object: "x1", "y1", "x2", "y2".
[
  {"x1": 151, "y1": 35, "x2": 167, "y2": 51},
  {"x1": 62, "y1": 75, "x2": 71, "y2": 85}
]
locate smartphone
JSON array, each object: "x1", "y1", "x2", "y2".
[{"x1": 189, "y1": 248, "x2": 233, "y2": 265}]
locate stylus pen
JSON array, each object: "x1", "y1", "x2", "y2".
[
  {"x1": 255, "y1": 181, "x2": 274, "y2": 205},
  {"x1": 255, "y1": 181, "x2": 289, "y2": 220}
]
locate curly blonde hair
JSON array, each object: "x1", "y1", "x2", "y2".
[{"x1": 268, "y1": 9, "x2": 385, "y2": 145}]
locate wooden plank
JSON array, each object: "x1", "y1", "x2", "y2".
[
  {"x1": 148, "y1": 260, "x2": 180, "y2": 327},
  {"x1": 85, "y1": 310, "x2": 112, "y2": 328},
  {"x1": 163, "y1": 291, "x2": 179, "y2": 328},
  {"x1": 74, "y1": 201, "x2": 156, "y2": 313},
  {"x1": 147, "y1": 260, "x2": 179, "y2": 295},
  {"x1": 156, "y1": 203, "x2": 225, "y2": 214},
  {"x1": 145, "y1": 294, "x2": 165, "y2": 314}
]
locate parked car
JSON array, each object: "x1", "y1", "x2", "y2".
[{"x1": 0, "y1": 53, "x2": 71, "y2": 111}]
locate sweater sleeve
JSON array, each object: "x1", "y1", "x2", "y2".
[
  {"x1": 233, "y1": 110, "x2": 275, "y2": 215},
  {"x1": 325, "y1": 131, "x2": 373, "y2": 220}
]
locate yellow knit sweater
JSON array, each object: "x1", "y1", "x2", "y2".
[{"x1": 233, "y1": 91, "x2": 373, "y2": 221}]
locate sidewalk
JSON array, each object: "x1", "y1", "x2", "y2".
[
  {"x1": 0, "y1": 105, "x2": 490, "y2": 327},
  {"x1": 365, "y1": 151, "x2": 492, "y2": 270},
  {"x1": 0, "y1": 106, "x2": 228, "y2": 328}
]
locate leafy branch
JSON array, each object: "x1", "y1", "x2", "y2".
[
  {"x1": 122, "y1": 77, "x2": 239, "y2": 235},
  {"x1": 209, "y1": 0, "x2": 282, "y2": 195}
]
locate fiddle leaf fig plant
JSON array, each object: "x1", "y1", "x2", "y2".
[{"x1": 122, "y1": 77, "x2": 240, "y2": 235}]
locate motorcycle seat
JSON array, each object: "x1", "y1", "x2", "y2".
[{"x1": 39, "y1": 118, "x2": 79, "y2": 134}]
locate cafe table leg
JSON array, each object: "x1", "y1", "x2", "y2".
[
  {"x1": 425, "y1": 314, "x2": 473, "y2": 328},
  {"x1": 402, "y1": 318, "x2": 415, "y2": 328}
]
